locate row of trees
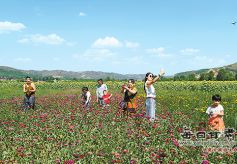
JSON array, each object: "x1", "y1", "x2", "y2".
[{"x1": 173, "y1": 69, "x2": 237, "y2": 81}]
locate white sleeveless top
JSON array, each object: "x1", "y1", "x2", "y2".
[{"x1": 145, "y1": 81, "x2": 156, "y2": 98}]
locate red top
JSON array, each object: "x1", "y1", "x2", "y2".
[{"x1": 102, "y1": 93, "x2": 111, "y2": 104}]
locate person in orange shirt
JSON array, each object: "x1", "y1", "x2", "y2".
[
  {"x1": 23, "y1": 76, "x2": 36, "y2": 110},
  {"x1": 121, "y1": 79, "x2": 137, "y2": 116}
]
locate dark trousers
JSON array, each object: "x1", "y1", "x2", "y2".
[{"x1": 23, "y1": 95, "x2": 35, "y2": 110}]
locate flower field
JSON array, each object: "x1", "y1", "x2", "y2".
[{"x1": 0, "y1": 81, "x2": 237, "y2": 163}]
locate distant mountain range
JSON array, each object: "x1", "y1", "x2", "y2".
[
  {"x1": 174, "y1": 62, "x2": 237, "y2": 77},
  {"x1": 1, "y1": 62, "x2": 237, "y2": 80},
  {"x1": 0, "y1": 66, "x2": 145, "y2": 80}
]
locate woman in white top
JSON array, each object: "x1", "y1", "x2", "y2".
[
  {"x1": 144, "y1": 69, "x2": 165, "y2": 121},
  {"x1": 206, "y1": 94, "x2": 225, "y2": 132}
]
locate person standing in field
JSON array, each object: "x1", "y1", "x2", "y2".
[
  {"x1": 81, "y1": 87, "x2": 91, "y2": 109},
  {"x1": 206, "y1": 94, "x2": 225, "y2": 133},
  {"x1": 96, "y1": 79, "x2": 108, "y2": 106},
  {"x1": 121, "y1": 79, "x2": 137, "y2": 116},
  {"x1": 144, "y1": 69, "x2": 165, "y2": 121},
  {"x1": 23, "y1": 76, "x2": 36, "y2": 110}
]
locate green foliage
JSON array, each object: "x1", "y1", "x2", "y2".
[
  {"x1": 199, "y1": 73, "x2": 209, "y2": 81},
  {"x1": 187, "y1": 74, "x2": 196, "y2": 81},
  {"x1": 0, "y1": 69, "x2": 26, "y2": 79},
  {"x1": 216, "y1": 69, "x2": 235, "y2": 81},
  {"x1": 175, "y1": 69, "x2": 237, "y2": 81}
]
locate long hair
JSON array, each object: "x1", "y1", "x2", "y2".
[{"x1": 144, "y1": 72, "x2": 152, "y2": 93}]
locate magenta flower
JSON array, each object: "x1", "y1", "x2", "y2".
[
  {"x1": 202, "y1": 160, "x2": 210, "y2": 164},
  {"x1": 172, "y1": 138, "x2": 179, "y2": 147},
  {"x1": 64, "y1": 159, "x2": 74, "y2": 164}
]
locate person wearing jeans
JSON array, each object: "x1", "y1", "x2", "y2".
[
  {"x1": 96, "y1": 79, "x2": 108, "y2": 106},
  {"x1": 23, "y1": 77, "x2": 36, "y2": 110},
  {"x1": 144, "y1": 69, "x2": 165, "y2": 121}
]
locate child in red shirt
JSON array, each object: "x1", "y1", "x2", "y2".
[{"x1": 102, "y1": 90, "x2": 112, "y2": 106}]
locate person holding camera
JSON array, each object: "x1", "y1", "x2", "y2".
[
  {"x1": 23, "y1": 76, "x2": 36, "y2": 110},
  {"x1": 121, "y1": 79, "x2": 137, "y2": 115},
  {"x1": 144, "y1": 69, "x2": 165, "y2": 121}
]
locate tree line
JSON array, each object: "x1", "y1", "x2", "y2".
[{"x1": 173, "y1": 69, "x2": 237, "y2": 81}]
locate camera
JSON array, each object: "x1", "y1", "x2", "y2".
[{"x1": 121, "y1": 84, "x2": 126, "y2": 89}]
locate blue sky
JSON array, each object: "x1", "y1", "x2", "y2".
[{"x1": 0, "y1": 0, "x2": 237, "y2": 75}]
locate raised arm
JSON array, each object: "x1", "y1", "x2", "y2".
[
  {"x1": 109, "y1": 94, "x2": 112, "y2": 99},
  {"x1": 123, "y1": 86, "x2": 137, "y2": 94},
  {"x1": 146, "y1": 69, "x2": 165, "y2": 85}
]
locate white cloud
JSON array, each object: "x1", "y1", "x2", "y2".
[
  {"x1": 92, "y1": 37, "x2": 140, "y2": 49},
  {"x1": 18, "y1": 34, "x2": 65, "y2": 45},
  {"x1": 79, "y1": 12, "x2": 86, "y2": 16},
  {"x1": 14, "y1": 58, "x2": 32, "y2": 62},
  {"x1": 146, "y1": 47, "x2": 172, "y2": 57},
  {"x1": 125, "y1": 41, "x2": 139, "y2": 48},
  {"x1": 92, "y1": 36, "x2": 123, "y2": 48},
  {"x1": 180, "y1": 48, "x2": 200, "y2": 55},
  {"x1": 73, "y1": 49, "x2": 115, "y2": 62},
  {"x1": 0, "y1": 21, "x2": 26, "y2": 33}
]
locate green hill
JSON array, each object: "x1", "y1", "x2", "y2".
[
  {"x1": 226, "y1": 62, "x2": 237, "y2": 71},
  {"x1": 175, "y1": 62, "x2": 237, "y2": 77},
  {"x1": 0, "y1": 66, "x2": 145, "y2": 80},
  {"x1": 0, "y1": 66, "x2": 31, "y2": 79}
]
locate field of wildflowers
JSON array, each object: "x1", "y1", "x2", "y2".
[{"x1": 0, "y1": 81, "x2": 236, "y2": 163}]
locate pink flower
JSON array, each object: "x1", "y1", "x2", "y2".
[
  {"x1": 130, "y1": 160, "x2": 136, "y2": 164},
  {"x1": 69, "y1": 125, "x2": 74, "y2": 130},
  {"x1": 64, "y1": 160, "x2": 74, "y2": 164},
  {"x1": 202, "y1": 160, "x2": 210, "y2": 164},
  {"x1": 172, "y1": 138, "x2": 179, "y2": 147}
]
